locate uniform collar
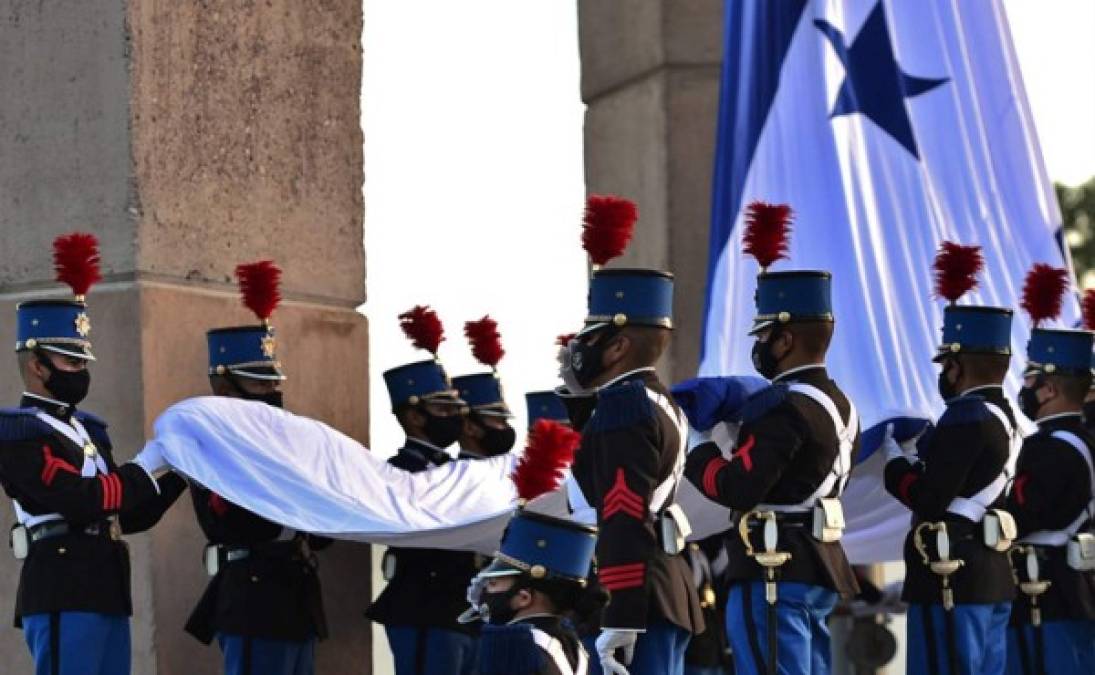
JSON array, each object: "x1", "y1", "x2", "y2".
[
  {"x1": 1036, "y1": 411, "x2": 1083, "y2": 429},
  {"x1": 960, "y1": 384, "x2": 1003, "y2": 398},
  {"x1": 600, "y1": 367, "x2": 656, "y2": 391},
  {"x1": 772, "y1": 364, "x2": 827, "y2": 384},
  {"x1": 402, "y1": 437, "x2": 451, "y2": 466},
  {"x1": 21, "y1": 392, "x2": 74, "y2": 421}
]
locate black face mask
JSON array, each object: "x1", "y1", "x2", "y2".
[
  {"x1": 423, "y1": 410, "x2": 464, "y2": 449},
  {"x1": 571, "y1": 330, "x2": 616, "y2": 388},
  {"x1": 751, "y1": 329, "x2": 783, "y2": 380},
  {"x1": 480, "y1": 584, "x2": 524, "y2": 625},
  {"x1": 228, "y1": 376, "x2": 284, "y2": 409},
  {"x1": 37, "y1": 353, "x2": 90, "y2": 407},
  {"x1": 937, "y1": 361, "x2": 960, "y2": 401},
  {"x1": 475, "y1": 420, "x2": 516, "y2": 456},
  {"x1": 1018, "y1": 377, "x2": 1046, "y2": 420}
]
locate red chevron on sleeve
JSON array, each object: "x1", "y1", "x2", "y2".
[
  {"x1": 1012, "y1": 474, "x2": 1030, "y2": 506},
  {"x1": 599, "y1": 562, "x2": 646, "y2": 591},
  {"x1": 98, "y1": 473, "x2": 122, "y2": 511},
  {"x1": 602, "y1": 468, "x2": 645, "y2": 520},
  {"x1": 733, "y1": 434, "x2": 756, "y2": 472},
  {"x1": 40, "y1": 445, "x2": 79, "y2": 486}
]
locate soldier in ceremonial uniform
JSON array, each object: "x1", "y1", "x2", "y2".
[
  {"x1": 453, "y1": 317, "x2": 516, "y2": 459},
  {"x1": 684, "y1": 202, "x2": 860, "y2": 675},
  {"x1": 472, "y1": 508, "x2": 599, "y2": 675},
  {"x1": 1003, "y1": 268, "x2": 1095, "y2": 674},
  {"x1": 0, "y1": 233, "x2": 184, "y2": 675},
  {"x1": 184, "y1": 261, "x2": 332, "y2": 675},
  {"x1": 367, "y1": 306, "x2": 480, "y2": 675},
  {"x1": 882, "y1": 242, "x2": 1016, "y2": 675},
  {"x1": 559, "y1": 195, "x2": 704, "y2": 675}
]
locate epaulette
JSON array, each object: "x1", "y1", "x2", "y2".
[
  {"x1": 739, "y1": 383, "x2": 790, "y2": 424},
  {"x1": 0, "y1": 408, "x2": 55, "y2": 443},
  {"x1": 586, "y1": 379, "x2": 654, "y2": 434},
  {"x1": 74, "y1": 410, "x2": 112, "y2": 450},
  {"x1": 478, "y1": 623, "x2": 546, "y2": 675},
  {"x1": 937, "y1": 395, "x2": 990, "y2": 428}
]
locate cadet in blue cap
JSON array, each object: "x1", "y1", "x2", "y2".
[
  {"x1": 558, "y1": 195, "x2": 703, "y2": 675},
  {"x1": 883, "y1": 241, "x2": 1017, "y2": 675},
  {"x1": 470, "y1": 508, "x2": 601, "y2": 675},
  {"x1": 367, "y1": 306, "x2": 481, "y2": 675},
  {"x1": 184, "y1": 260, "x2": 333, "y2": 675},
  {"x1": 684, "y1": 202, "x2": 860, "y2": 675},
  {"x1": 1002, "y1": 265, "x2": 1095, "y2": 675},
  {"x1": 0, "y1": 233, "x2": 184, "y2": 675},
  {"x1": 453, "y1": 316, "x2": 517, "y2": 459}
]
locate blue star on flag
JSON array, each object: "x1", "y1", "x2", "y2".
[{"x1": 815, "y1": 3, "x2": 948, "y2": 158}]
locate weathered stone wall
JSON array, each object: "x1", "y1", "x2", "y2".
[{"x1": 0, "y1": 1, "x2": 367, "y2": 672}]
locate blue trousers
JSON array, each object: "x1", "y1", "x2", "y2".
[
  {"x1": 726, "y1": 581, "x2": 838, "y2": 675},
  {"x1": 385, "y1": 625, "x2": 478, "y2": 675},
  {"x1": 217, "y1": 633, "x2": 315, "y2": 675},
  {"x1": 907, "y1": 603, "x2": 1011, "y2": 675},
  {"x1": 1005, "y1": 620, "x2": 1095, "y2": 675},
  {"x1": 23, "y1": 612, "x2": 130, "y2": 675}
]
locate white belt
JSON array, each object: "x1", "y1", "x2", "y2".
[
  {"x1": 756, "y1": 383, "x2": 857, "y2": 514},
  {"x1": 1022, "y1": 430, "x2": 1095, "y2": 547},
  {"x1": 945, "y1": 401, "x2": 1016, "y2": 522}
]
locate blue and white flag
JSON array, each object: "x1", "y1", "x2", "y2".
[{"x1": 699, "y1": 1, "x2": 1076, "y2": 561}]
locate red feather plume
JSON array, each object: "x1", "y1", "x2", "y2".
[
  {"x1": 235, "y1": 260, "x2": 282, "y2": 322},
  {"x1": 511, "y1": 419, "x2": 582, "y2": 501},
  {"x1": 582, "y1": 195, "x2": 638, "y2": 266},
  {"x1": 1020, "y1": 263, "x2": 1069, "y2": 327},
  {"x1": 1082, "y1": 289, "x2": 1095, "y2": 331},
  {"x1": 933, "y1": 241, "x2": 983, "y2": 303},
  {"x1": 53, "y1": 232, "x2": 102, "y2": 298},
  {"x1": 399, "y1": 305, "x2": 445, "y2": 355},
  {"x1": 464, "y1": 316, "x2": 505, "y2": 368},
  {"x1": 556, "y1": 333, "x2": 576, "y2": 347},
  {"x1": 742, "y1": 201, "x2": 793, "y2": 270}
]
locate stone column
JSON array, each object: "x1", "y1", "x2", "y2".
[
  {"x1": 0, "y1": 2, "x2": 368, "y2": 672},
  {"x1": 578, "y1": 0, "x2": 723, "y2": 381}
]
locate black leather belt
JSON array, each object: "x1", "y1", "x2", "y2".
[{"x1": 29, "y1": 520, "x2": 117, "y2": 543}]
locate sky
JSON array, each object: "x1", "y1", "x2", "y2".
[{"x1": 361, "y1": 2, "x2": 1092, "y2": 669}]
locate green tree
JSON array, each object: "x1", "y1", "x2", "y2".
[{"x1": 1057, "y1": 176, "x2": 1095, "y2": 284}]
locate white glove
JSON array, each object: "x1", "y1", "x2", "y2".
[
  {"x1": 457, "y1": 572, "x2": 487, "y2": 624},
  {"x1": 558, "y1": 340, "x2": 595, "y2": 396},
  {"x1": 880, "y1": 423, "x2": 904, "y2": 463},
  {"x1": 596, "y1": 629, "x2": 640, "y2": 675},
  {"x1": 131, "y1": 441, "x2": 167, "y2": 477}
]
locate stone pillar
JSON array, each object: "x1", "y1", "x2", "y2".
[
  {"x1": 578, "y1": 0, "x2": 723, "y2": 381},
  {"x1": 0, "y1": 2, "x2": 367, "y2": 672}
]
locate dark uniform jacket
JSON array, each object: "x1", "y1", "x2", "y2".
[
  {"x1": 0, "y1": 395, "x2": 185, "y2": 625},
  {"x1": 1006, "y1": 413, "x2": 1095, "y2": 623},
  {"x1": 569, "y1": 369, "x2": 704, "y2": 634},
  {"x1": 884, "y1": 386, "x2": 1017, "y2": 605},
  {"x1": 479, "y1": 615, "x2": 586, "y2": 675},
  {"x1": 185, "y1": 484, "x2": 332, "y2": 644},
  {"x1": 684, "y1": 365, "x2": 861, "y2": 597},
  {"x1": 366, "y1": 439, "x2": 483, "y2": 633}
]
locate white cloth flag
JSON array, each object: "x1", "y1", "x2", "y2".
[
  {"x1": 148, "y1": 397, "x2": 523, "y2": 552},
  {"x1": 699, "y1": 1, "x2": 1073, "y2": 561}
]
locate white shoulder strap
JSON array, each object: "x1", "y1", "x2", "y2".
[
  {"x1": 529, "y1": 627, "x2": 580, "y2": 675},
  {"x1": 947, "y1": 401, "x2": 1018, "y2": 522},
  {"x1": 35, "y1": 412, "x2": 108, "y2": 476},
  {"x1": 647, "y1": 388, "x2": 688, "y2": 513},
  {"x1": 788, "y1": 383, "x2": 858, "y2": 495},
  {"x1": 1023, "y1": 430, "x2": 1095, "y2": 546}
]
